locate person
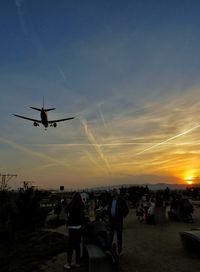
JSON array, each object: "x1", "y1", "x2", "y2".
[
  {"x1": 136, "y1": 203, "x2": 144, "y2": 222},
  {"x1": 146, "y1": 196, "x2": 155, "y2": 224},
  {"x1": 83, "y1": 209, "x2": 119, "y2": 263},
  {"x1": 64, "y1": 192, "x2": 85, "y2": 270},
  {"x1": 107, "y1": 188, "x2": 129, "y2": 255},
  {"x1": 54, "y1": 198, "x2": 62, "y2": 220},
  {"x1": 141, "y1": 194, "x2": 150, "y2": 222},
  {"x1": 168, "y1": 194, "x2": 180, "y2": 221},
  {"x1": 179, "y1": 197, "x2": 194, "y2": 222}
]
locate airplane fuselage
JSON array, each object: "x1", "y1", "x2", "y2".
[{"x1": 41, "y1": 108, "x2": 48, "y2": 127}]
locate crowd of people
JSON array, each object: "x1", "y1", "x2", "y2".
[
  {"x1": 135, "y1": 188, "x2": 194, "y2": 224},
  {"x1": 63, "y1": 188, "x2": 129, "y2": 269},
  {"x1": 54, "y1": 185, "x2": 195, "y2": 270}
]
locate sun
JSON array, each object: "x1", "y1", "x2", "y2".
[
  {"x1": 182, "y1": 170, "x2": 196, "y2": 185},
  {"x1": 184, "y1": 176, "x2": 193, "y2": 185}
]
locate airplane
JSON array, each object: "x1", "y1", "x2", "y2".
[{"x1": 13, "y1": 97, "x2": 75, "y2": 129}]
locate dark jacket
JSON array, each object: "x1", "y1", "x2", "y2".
[
  {"x1": 108, "y1": 196, "x2": 129, "y2": 221},
  {"x1": 66, "y1": 201, "x2": 85, "y2": 226}
]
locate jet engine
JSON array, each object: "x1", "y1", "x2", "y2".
[
  {"x1": 53, "y1": 123, "x2": 57, "y2": 127},
  {"x1": 33, "y1": 122, "x2": 39, "y2": 127}
]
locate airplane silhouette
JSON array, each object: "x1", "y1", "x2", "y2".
[{"x1": 13, "y1": 97, "x2": 75, "y2": 129}]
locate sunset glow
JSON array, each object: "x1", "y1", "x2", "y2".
[{"x1": 1, "y1": 2, "x2": 200, "y2": 189}]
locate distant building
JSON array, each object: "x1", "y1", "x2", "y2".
[{"x1": 60, "y1": 185, "x2": 64, "y2": 191}]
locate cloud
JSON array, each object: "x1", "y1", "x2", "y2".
[{"x1": 0, "y1": 136, "x2": 70, "y2": 168}]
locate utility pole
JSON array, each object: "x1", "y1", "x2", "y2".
[{"x1": 0, "y1": 174, "x2": 17, "y2": 190}]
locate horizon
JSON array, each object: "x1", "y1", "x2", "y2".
[
  {"x1": 6, "y1": 175, "x2": 197, "y2": 191},
  {"x1": 10, "y1": 181, "x2": 193, "y2": 192},
  {"x1": 1, "y1": 1, "x2": 200, "y2": 189}
]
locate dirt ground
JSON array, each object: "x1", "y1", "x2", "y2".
[{"x1": 40, "y1": 204, "x2": 200, "y2": 272}]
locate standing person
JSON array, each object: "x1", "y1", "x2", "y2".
[
  {"x1": 108, "y1": 188, "x2": 129, "y2": 255},
  {"x1": 146, "y1": 195, "x2": 155, "y2": 224},
  {"x1": 64, "y1": 192, "x2": 85, "y2": 270}
]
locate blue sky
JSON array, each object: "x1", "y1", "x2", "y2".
[{"x1": 1, "y1": 0, "x2": 200, "y2": 189}]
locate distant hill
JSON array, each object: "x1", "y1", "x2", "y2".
[
  {"x1": 87, "y1": 183, "x2": 195, "y2": 192},
  {"x1": 142, "y1": 183, "x2": 187, "y2": 190}
]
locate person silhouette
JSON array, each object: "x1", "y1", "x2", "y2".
[
  {"x1": 108, "y1": 189, "x2": 129, "y2": 255},
  {"x1": 64, "y1": 192, "x2": 85, "y2": 269}
]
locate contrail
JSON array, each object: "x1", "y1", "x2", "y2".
[
  {"x1": 98, "y1": 103, "x2": 107, "y2": 129},
  {"x1": 0, "y1": 137, "x2": 70, "y2": 168},
  {"x1": 15, "y1": 0, "x2": 28, "y2": 35},
  {"x1": 135, "y1": 123, "x2": 200, "y2": 156},
  {"x1": 57, "y1": 66, "x2": 68, "y2": 83},
  {"x1": 30, "y1": 142, "x2": 198, "y2": 147},
  {"x1": 113, "y1": 124, "x2": 200, "y2": 167},
  {"x1": 78, "y1": 117, "x2": 112, "y2": 174}
]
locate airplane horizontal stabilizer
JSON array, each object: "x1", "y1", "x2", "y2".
[
  {"x1": 30, "y1": 107, "x2": 42, "y2": 111},
  {"x1": 44, "y1": 108, "x2": 56, "y2": 112}
]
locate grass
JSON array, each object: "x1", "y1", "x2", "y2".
[{"x1": 0, "y1": 229, "x2": 68, "y2": 272}]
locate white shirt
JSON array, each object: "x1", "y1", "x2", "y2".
[{"x1": 111, "y1": 199, "x2": 117, "y2": 217}]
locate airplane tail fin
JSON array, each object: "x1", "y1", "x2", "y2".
[
  {"x1": 42, "y1": 96, "x2": 56, "y2": 111},
  {"x1": 30, "y1": 97, "x2": 56, "y2": 111}
]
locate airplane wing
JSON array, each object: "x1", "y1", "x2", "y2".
[
  {"x1": 48, "y1": 117, "x2": 75, "y2": 124},
  {"x1": 12, "y1": 114, "x2": 42, "y2": 123}
]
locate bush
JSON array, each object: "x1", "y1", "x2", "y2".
[{"x1": 0, "y1": 186, "x2": 49, "y2": 241}]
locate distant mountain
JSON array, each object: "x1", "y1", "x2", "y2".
[
  {"x1": 142, "y1": 183, "x2": 187, "y2": 190},
  {"x1": 86, "y1": 182, "x2": 189, "y2": 192}
]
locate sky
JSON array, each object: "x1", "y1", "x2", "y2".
[{"x1": 1, "y1": 0, "x2": 200, "y2": 190}]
